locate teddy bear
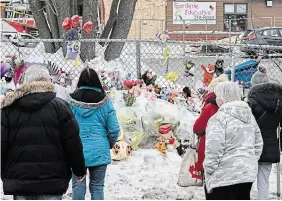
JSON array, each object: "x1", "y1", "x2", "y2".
[
  {"x1": 159, "y1": 123, "x2": 180, "y2": 151},
  {"x1": 200, "y1": 64, "x2": 215, "y2": 87},
  {"x1": 214, "y1": 59, "x2": 224, "y2": 77},
  {"x1": 161, "y1": 131, "x2": 180, "y2": 151},
  {"x1": 142, "y1": 70, "x2": 157, "y2": 86}
]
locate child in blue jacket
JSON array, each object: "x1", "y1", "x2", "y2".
[{"x1": 68, "y1": 68, "x2": 120, "y2": 200}]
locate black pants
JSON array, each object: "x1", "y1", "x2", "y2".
[{"x1": 206, "y1": 182, "x2": 253, "y2": 200}]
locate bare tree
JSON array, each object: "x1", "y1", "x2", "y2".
[
  {"x1": 104, "y1": 0, "x2": 137, "y2": 61},
  {"x1": 99, "y1": 0, "x2": 119, "y2": 46},
  {"x1": 80, "y1": 0, "x2": 98, "y2": 62},
  {"x1": 28, "y1": 0, "x2": 55, "y2": 53},
  {"x1": 45, "y1": 0, "x2": 60, "y2": 50},
  {"x1": 28, "y1": 0, "x2": 137, "y2": 61}
]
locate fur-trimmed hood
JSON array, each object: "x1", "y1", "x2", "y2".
[
  {"x1": 67, "y1": 94, "x2": 107, "y2": 110},
  {"x1": 67, "y1": 94, "x2": 108, "y2": 118},
  {"x1": 1, "y1": 81, "x2": 55, "y2": 109},
  {"x1": 248, "y1": 82, "x2": 282, "y2": 112}
]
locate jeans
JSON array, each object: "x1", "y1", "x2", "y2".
[
  {"x1": 207, "y1": 182, "x2": 253, "y2": 200},
  {"x1": 14, "y1": 195, "x2": 62, "y2": 200},
  {"x1": 72, "y1": 165, "x2": 107, "y2": 200},
  {"x1": 257, "y1": 162, "x2": 272, "y2": 200}
]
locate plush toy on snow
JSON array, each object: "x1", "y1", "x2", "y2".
[
  {"x1": 159, "y1": 123, "x2": 180, "y2": 151},
  {"x1": 214, "y1": 59, "x2": 224, "y2": 77},
  {"x1": 153, "y1": 136, "x2": 167, "y2": 155},
  {"x1": 62, "y1": 15, "x2": 93, "y2": 67},
  {"x1": 200, "y1": 64, "x2": 215, "y2": 87},
  {"x1": 142, "y1": 70, "x2": 157, "y2": 86},
  {"x1": 111, "y1": 128, "x2": 134, "y2": 161}
]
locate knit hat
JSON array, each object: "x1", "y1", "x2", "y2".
[
  {"x1": 251, "y1": 65, "x2": 270, "y2": 86},
  {"x1": 208, "y1": 74, "x2": 229, "y2": 93},
  {"x1": 23, "y1": 65, "x2": 51, "y2": 84}
]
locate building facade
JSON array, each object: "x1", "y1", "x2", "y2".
[
  {"x1": 104, "y1": 0, "x2": 166, "y2": 39},
  {"x1": 167, "y1": 0, "x2": 282, "y2": 40}
]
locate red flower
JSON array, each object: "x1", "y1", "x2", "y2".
[
  {"x1": 71, "y1": 15, "x2": 80, "y2": 28},
  {"x1": 62, "y1": 17, "x2": 72, "y2": 30},
  {"x1": 83, "y1": 21, "x2": 93, "y2": 34}
]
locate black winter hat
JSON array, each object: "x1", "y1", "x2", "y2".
[{"x1": 77, "y1": 68, "x2": 105, "y2": 93}]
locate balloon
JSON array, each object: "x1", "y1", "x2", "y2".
[
  {"x1": 83, "y1": 21, "x2": 93, "y2": 34},
  {"x1": 62, "y1": 17, "x2": 72, "y2": 30},
  {"x1": 71, "y1": 15, "x2": 80, "y2": 27}
]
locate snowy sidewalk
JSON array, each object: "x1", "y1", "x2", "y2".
[{"x1": 1, "y1": 149, "x2": 280, "y2": 200}]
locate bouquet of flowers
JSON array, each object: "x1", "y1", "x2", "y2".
[{"x1": 123, "y1": 80, "x2": 142, "y2": 106}]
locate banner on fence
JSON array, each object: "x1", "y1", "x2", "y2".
[{"x1": 173, "y1": 2, "x2": 216, "y2": 25}]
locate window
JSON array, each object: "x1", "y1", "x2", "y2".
[
  {"x1": 236, "y1": 4, "x2": 247, "y2": 13},
  {"x1": 262, "y1": 29, "x2": 280, "y2": 37},
  {"x1": 278, "y1": 29, "x2": 282, "y2": 36},
  {"x1": 224, "y1": 3, "x2": 248, "y2": 32}
]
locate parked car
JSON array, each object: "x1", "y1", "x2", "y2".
[
  {"x1": 1, "y1": 32, "x2": 38, "y2": 47},
  {"x1": 240, "y1": 27, "x2": 282, "y2": 55}
]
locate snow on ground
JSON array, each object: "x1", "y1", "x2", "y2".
[{"x1": 1, "y1": 149, "x2": 281, "y2": 200}]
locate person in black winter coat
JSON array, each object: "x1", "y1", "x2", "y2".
[
  {"x1": 247, "y1": 65, "x2": 282, "y2": 200},
  {"x1": 1, "y1": 66, "x2": 86, "y2": 200}
]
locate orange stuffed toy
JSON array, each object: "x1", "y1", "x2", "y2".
[
  {"x1": 200, "y1": 64, "x2": 215, "y2": 87},
  {"x1": 153, "y1": 136, "x2": 167, "y2": 155}
]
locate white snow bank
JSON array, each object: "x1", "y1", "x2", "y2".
[{"x1": 1, "y1": 150, "x2": 281, "y2": 200}]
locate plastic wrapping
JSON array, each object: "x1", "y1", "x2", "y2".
[
  {"x1": 175, "y1": 107, "x2": 199, "y2": 142},
  {"x1": 115, "y1": 107, "x2": 144, "y2": 149}
]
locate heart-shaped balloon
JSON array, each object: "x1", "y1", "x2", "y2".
[
  {"x1": 83, "y1": 21, "x2": 93, "y2": 34},
  {"x1": 71, "y1": 15, "x2": 80, "y2": 28},
  {"x1": 62, "y1": 17, "x2": 72, "y2": 30}
]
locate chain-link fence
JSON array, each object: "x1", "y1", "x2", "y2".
[{"x1": 1, "y1": 38, "x2": 282, "y2": 93}]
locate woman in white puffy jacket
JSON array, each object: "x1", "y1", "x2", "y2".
[{"x1": 204, "y1": 81, "x2": 263, "y2": 200}]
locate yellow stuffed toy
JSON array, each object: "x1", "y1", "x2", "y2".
[
  {"x1": 152, "y1": 136, "x2": 167, "y2": 155},
  {"x1": 111, "y1": 128, "x2": 134, "y2": 161}
]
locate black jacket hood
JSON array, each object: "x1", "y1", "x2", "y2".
[
  {"x1": 248, "y1": 82, "x2": 282, "y2": 113},
  {"x1": 17, "y1": 92, "x2": 56, "y2": 111},
  {"x1": 1, "y1": 81, "x2": 56, "y2": 111}
]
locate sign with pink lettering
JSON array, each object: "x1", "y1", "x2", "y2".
[{"x1": 173, "y1": 2, "x2": 216, "y2": 24}]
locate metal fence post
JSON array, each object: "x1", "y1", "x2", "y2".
[
  {"x1": 229, "y1": 19, "x2": 235, "y2": 82},
  {"x1": 182, "y1": 20, "x2": 185, "y2": 56},
  {"x1": 136, "y1": 41, "x2": 141, "y2": 79},
  {"x1": 205, "y1": 19, "x2": 208, "y2": 53}
]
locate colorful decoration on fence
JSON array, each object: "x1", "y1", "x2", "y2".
[
  {"x1": 183, "y1": 60, "x2": 195, "y2": 77},
  {"x1": 165, "y1": 72, "x2": 179, "y2": 83},
  {"x1": 62, "y1": 15, "x2": 93, "y2": 67},
  {"x1": 156, "y1": 30, "x2": 171, "y2": 67},
  {"x1": 1, "y1": 62, "x2": 10, "y2": 78},
  {"x1": 3, "y1": 56, "x2": 26, "y2": 86},
  {"x1": 200, "y1": 64, "x2": 215, "y2": 87}
]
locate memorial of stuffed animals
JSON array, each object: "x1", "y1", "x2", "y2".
[
  {"x1": 0, "y1": 49, "x2": 233, "y2": 160},
  {"x1": 1, "y1": 5, "x2": 281, "y2": 199}
]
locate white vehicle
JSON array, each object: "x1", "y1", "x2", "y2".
[{"x1": 1, "y1": 20, "x2": 37, "y2": 47}]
